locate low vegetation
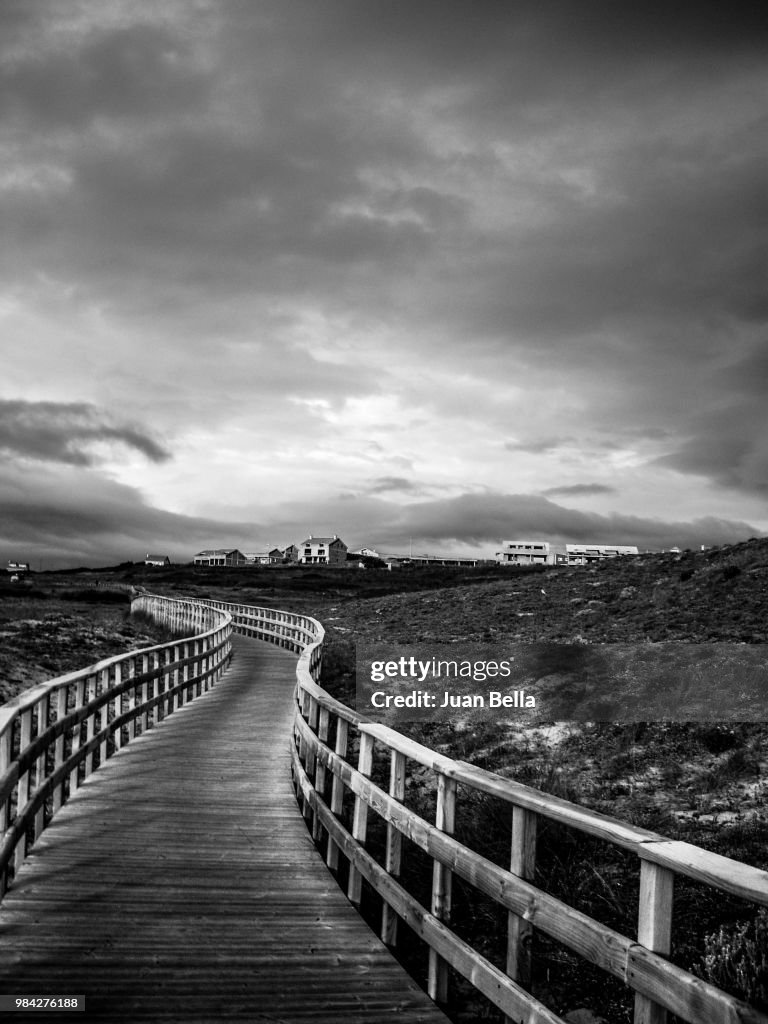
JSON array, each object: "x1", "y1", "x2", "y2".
[
  {"x1": 0, "y1": 580, "x2": 175, "y2": 704},
  {"x1": 1, "y1": 538, "x2": 766, "y2": 1020}
]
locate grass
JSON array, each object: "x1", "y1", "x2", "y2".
[{"x1": 0, "y1": 583, "x2": 178, "y2": 704}]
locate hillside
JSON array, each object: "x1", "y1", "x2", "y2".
[{"x1": 318, "y1": 537, "x2": 768, "y2": 644}]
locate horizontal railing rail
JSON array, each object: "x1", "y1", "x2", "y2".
[
  {"x1": 0, "y1": 593, "x2": 232, "y2": 898},
  {"x1": 180, "y1": 595, "x2": 767, "y2": 1024}
]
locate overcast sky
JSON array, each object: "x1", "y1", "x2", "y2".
[{"x1": 1, "y1": 1, "x2": 766, "y2": 567}]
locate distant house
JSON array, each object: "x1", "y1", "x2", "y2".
[
  {"x1": 357, "y1": 547, "x2": 380, "y2": 559},
  {"x1": 282, "y1": 544, "x2": 300, "y2": 563},
  {"x1": 193, "y1": 549, "x2": 248, "y2": 567},
  {"x1": 495, "y1": 541, "x2": 639, "y2": 566},
  {"x1": 6, "y1": 560, "x2": 30, "y2": 575},
  {"x1": 564, "y1": 544, "x2": 639, "y2": 565},
  {"x1": 496, "y1": 541, "x2": 554, "y2": 565},
  {"x1": 144, "y1": 554, "x2": 171, "y2": 567},
  {"x1": 298, "y1": 535, "x2": 348, "y2": 565},
  {"x1": 243, "y1": 549, "x2": 283, "y2": 565},
  {"x1": 403, "y1": 554, "x2": 480, "y2": 567}
]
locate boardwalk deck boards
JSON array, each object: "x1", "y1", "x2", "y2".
[{"x1": 0, "y1": 637, "x2": 449, "y2": 1023}]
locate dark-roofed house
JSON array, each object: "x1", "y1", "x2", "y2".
[
  {"x1": 298, "y1": 535, "x2": 347, "y2": 565},
  {"x1": 144, "y1": 554, "x2": 171, "y2": 567},
  {"x1": 243, "y1": 549, "x2": 283, "y2": 565},
  {"x1": 193, "y1": 549, "x2": 248, "y2": 567}
]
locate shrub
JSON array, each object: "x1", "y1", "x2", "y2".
[
  {"x1": 696, "y1": 908, "x2": 768, "y2": 1009},
  {"x1": 60, "y1": 587, "x2": 129, "y2": 604}
]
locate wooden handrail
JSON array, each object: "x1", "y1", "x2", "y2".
[{"x1": 0, "y1": 593, "x2": 232, "y2": 897}]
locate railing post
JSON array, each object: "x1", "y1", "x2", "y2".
[
  {"x1": 33, "y1": 696, "x2": 49, "y2": 839},
  {"x1": 126, "y1": 658, "x2": 136, "y2": 741},
  {"x1": 296, "y1": 685, "x2": 308, "y2": 769},
  {"x1": 326, "y1": 718, "x2": 349, "y2": 871},
  {"x1": 0, "y1": 725, "x2": 10, "y2": 896},
  {"x1": 428, "y1": 772, "x2": 457, "y2": 1004},
  {"x1": 634, "y1": 860, "x2": 674, "y2": 1024},
  {"x1": 84, "y1": 674, "x2": 97, "y2": 778},
  {"x1": 312, "y1": 706, "x2": 330, "y2": 841},
  {"x1": 14, "y1": 708, "x2": 33, "y2": 874},
  {"x1": 182, "y1": 641, "x2": 192, "y2": 700},
  {"x1": 201, "y1": 638, "x2": 210, "y2": 693},
  {"x1": 70, "y1": 679, "x2": 86, "y2": 789},
  {"x1": 347, "y1": 731, "x2": 374, "y2": 905},
  {"x1": 381, "y1": 749, "x2": 406, "y2": 946},
  {"x1": 172, "y1": 645, "x2": 181, "y2": 710},
  {"x1": 112, "y1": 665, "x2": 123, "y2": 752},
  {"x1": 306, "y1": 695, "x2": 319, "y2": 779},
  {"x1": 141, "y1": 653, "x2": 150, "y2": 733},
  {"x1": 97, "y1": 668, "x2": 109, "y2": 764},
  {"x1": 53, "y1": 686, "x2": 67, "y2": 811},
  {"x1": 300, "y1": 702, "x2": 314, "y2": 824},
  {"x1": 506, "y1": 806, "x2": 537, "y2": 1008},
  {"x1": 164, "y1": 649, "x2": 174, "y2": 715}
]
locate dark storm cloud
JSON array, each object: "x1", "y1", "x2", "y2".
[
  {"x1": 0, "y1": 463, "x2": 256, "y2": 568},
  {"x1": 647, "y1": 344, "x2": 768, "y2": 496},
  {"x1": 542, "y1": 484, "x2": 617, "y2": 498},
  {"x1": 373, "y1": 493, "x2": 763, "y2": 552},
  {"x1": 263, "y1": 491, "x2": 763, "y2": 557},
  {"x1": 366, "y1": 477, "x2": 429, "y2": 497},
  {"x1": 1, "y1": 20, "x2": 211, "y2": 127},
  {"x1": 0, "y1": 400, "x2": 170, "y2": 466},
  {"x1": 506, "y1": 437, "x2": 574, "y2": 455}
]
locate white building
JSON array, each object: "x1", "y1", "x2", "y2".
[
  {"x1": 564, "y1": 544, "x2": 639, "y2": 565},
  {"x1": 193, "y1": 549, "x2": 248, "y2": 567},
  {"x1": 298, "y1": 535, "x2": 348, "y2": 565},
  {"x1": 144, "y1": 554, "x2": 170, "y2": 567},
  {"x1": 495, "y1": 541, "x2": 555, "y2": 565},
  {"x1": 496, "y1": 541, "x2": 639, "y2": 566},
  {"x1": 243, "y1": 549, "x2": 283, "y2": 565}
]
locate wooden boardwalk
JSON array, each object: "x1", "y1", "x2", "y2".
[{"x1": 0, "y1": 636, "x2": 450, "y2": 1023}]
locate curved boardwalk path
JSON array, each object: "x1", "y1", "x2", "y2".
[{"x1": 0, "y1": 637, "x2": 450, "y2": 1023}]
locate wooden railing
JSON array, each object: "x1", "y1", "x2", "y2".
[
  {"x1": 184, "y1": 596, "x2": 767, "y2": 1024},
  {"x1": 0, "y1": 593, "x2": 232, "y2": 897}
]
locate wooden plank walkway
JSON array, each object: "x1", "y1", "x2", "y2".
[{"x1": 0, "y1": 636, "x2": 450, "y2": 1023}]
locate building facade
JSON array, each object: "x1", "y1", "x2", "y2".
[
  {"x1": 243, "y1": 549, "x2": 283, "y2": 565},
  {"x1": 495, "y1": 541, "x2": 558, "y2": 565},
  {"x1": 298, "y1": 535, "x2": 348, "y2": 565},
  {"x1": 144, "y1": 554, "x2": 171, "y2": 567},
  {"x1": 564, "y1": 544, "x2": 639, "y2": 564},
  {"x1": 496, "y1": 541, "x2": 639, "y2": 566},
  {"x1": 193, "y1": 549, "x2": 248, "y2": 567}
]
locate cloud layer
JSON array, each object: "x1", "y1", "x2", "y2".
[
  {"x1": 0, "y1": 400, "x2": 170, "y2": 466},
  {"x1": 0, "y1": 2, "x2": 765, "y2": 565}
]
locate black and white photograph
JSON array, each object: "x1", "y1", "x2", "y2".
[{"x1": 0, "y1": 2, "x2": 766, "y2": 1021}]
